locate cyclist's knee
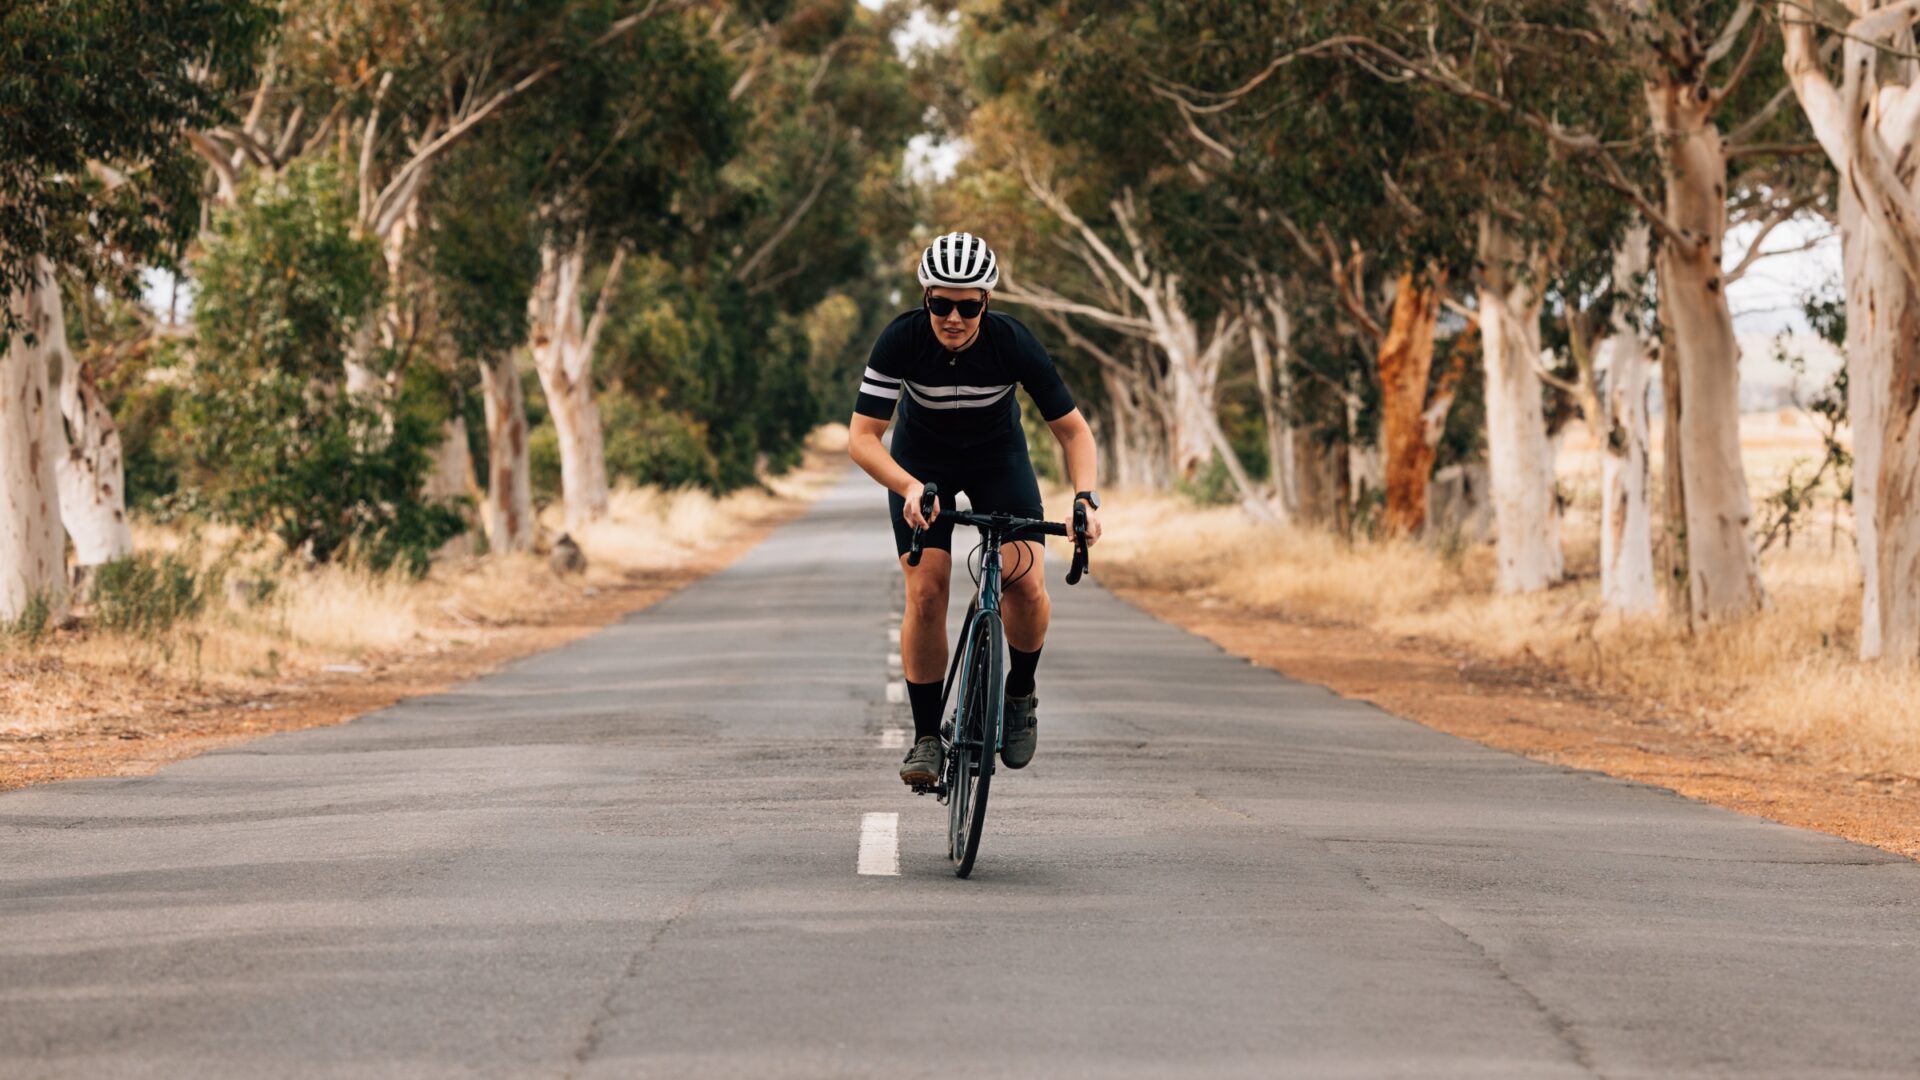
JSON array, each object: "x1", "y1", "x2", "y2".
[
  {"x1": 904, "y1": 574, "x2": 949, "y2": 621},
  {"x1": 1003, "y1": 569, "x2": 1048, "y2": 606}
]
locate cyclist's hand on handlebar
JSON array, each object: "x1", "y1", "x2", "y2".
[
  {"x1": 904, "y1": 481, "x2": 940, "y2": 531},
  {"x1": 1074, "y1": 499, "x2": 1103, "y2": 546}
]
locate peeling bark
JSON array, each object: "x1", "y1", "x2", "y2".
[
  {"x1": 528, "y1": 243, "x2": 615, "y2": 532},
  {"x1": 41, "y1": 290, "x2": 132, "y2": 574},
  {"x1": 2, "y1": 257, "x2": 69, "y2": 621},
  {"x1": 1596, "y1": 227, "x2": 1657, "y2": 613},
  {"x1": 1248, "y1": 281, "x2": 1299, "y2": 523},
  {"x1": 1476, "y1": 216, "x2": 1564, "y2": 592},
  {"x1": 55, "y1": 361, "x2": 133, "y2": 574},
  {"x1": 478, "y1": 348, "x2": 534, "y2": 553},
  {"x1": 1377, "y1": 272, "x2": 1444, "y2": 536},
  {"x1": 1782, "y1": 7, "x2": 1920, "y2": 660},
  {"x1": 1646, "y1": 78, "x2": 1765, "y2": 624}
]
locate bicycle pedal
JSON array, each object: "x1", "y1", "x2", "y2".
[{"x1": 911, "y1": 782, "x2": 940, "y2": 796}]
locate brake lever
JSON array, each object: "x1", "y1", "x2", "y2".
[
  {"x1": 1065, "y1": 499, "x2": 1089, "y2": 585},
  {"x1": 907, "y1": 483, "x2": 940, "y2": 567}
]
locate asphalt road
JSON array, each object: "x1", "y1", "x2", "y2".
[{"x1": 4, "y1": 469, "x2": 1918, "y2": 1079}]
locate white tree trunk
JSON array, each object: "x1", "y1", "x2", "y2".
[
  {"x1": 1647, "y1": 81, "x2": 1765, "y2": 624},
  {"x1": 2, "y1": 257, "x2": 69, "y2": 621},
  {"x1": 1783, "y1": 11, "x2": 1920, "y2": 660},
  {"x1": 1248, "y1": 286, "x2": 1299, "y2": 523},
  {"x1": 479, "y1": 349, "x2": 535, "y2": 553},
  {"x1": 1596, "y1": 228, "x2": 1658, "y2": 613},
  {"x1": 1476, "y1": 216, "x2": 1564, "y2": 592},
  {"x1": 45, "y1": 297, "x2": 132, "y2": 572},
  {"x1": 528, "y1": 243, "x2": 616, "y2": 532}
]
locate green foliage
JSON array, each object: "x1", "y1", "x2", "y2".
[
  {"x1": 0, "y1": 0, "x2": 274, "y2": 328},
  {"x1": 177, "y1": 372, "x2": 466, "y2": 575},
  {"x1": 602, "y1": 389, "x2": 720, "y2": 491},
  {"x1": 178, "y1": 159, "x2": 464, "y2": 574},
  {"x1": 602, "y1": 257, "x2": 822, "y2": 490},
  {"x1": 91, "y1": 549, "x2": 217, "y2": 639},
  {"x1": 194, "y1": 161, "x2": 385, "y2": 381},
  {"x1": 528, "y1": 420, "x2": 562, "y2": 506},
  {"x1": 3, "y1": 593, "x2": 53, "y2": 645},
  {"x1": 1178, "y1": 454, "x2": 1241, "y2": 507}
]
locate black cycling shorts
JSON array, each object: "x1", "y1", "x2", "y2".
[{"x1": 888, "y1": 449, "x2": 1044, "y2": 558}]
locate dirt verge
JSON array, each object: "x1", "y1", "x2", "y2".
[
  {"x1": 1105, "y1": 578, "x2": 1920, "y2": 862},
  {"x1": 0, "y1": 505, "x2": 806, "y2": 793}
]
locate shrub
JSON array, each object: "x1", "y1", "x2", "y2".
[
  {"x1": 179, "y1": 158, "x2": 466, "y2": 575},
  {"x1": 4, "y1": 593, "x2": 53, "y2": 645},
  {"x1": 91, "y1": 550, "x2": 216, "y2": 638},
  {"x1": 602, "y1": 389, "x2": 718, "y2": 490}
]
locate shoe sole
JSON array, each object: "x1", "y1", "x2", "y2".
[{"x1": 900, "y1": 768, "x2": 938, "y2": 786}]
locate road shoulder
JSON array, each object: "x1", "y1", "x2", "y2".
[{"x1": 1106, "y1": 578, "x2": 1920, "y2": 862}]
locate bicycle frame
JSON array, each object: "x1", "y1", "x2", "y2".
[
  {"x1": 903, "y1": 485, "x2": 1088, "y2": 875},
  {"x1": 939, "y1": 527, "x2": 1012, "y2": 756}
]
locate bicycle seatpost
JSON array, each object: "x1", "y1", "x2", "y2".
[{"x1": 907, "y1": 483, "x2": 940, "y2": 567}]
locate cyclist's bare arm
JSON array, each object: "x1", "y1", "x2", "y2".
[
  {"x1": 848, "y1": 414, "x2": 938, "y2": 530},
  {"x1": 1045, "y1": 409, "x2": 1102, "y2": 545}
]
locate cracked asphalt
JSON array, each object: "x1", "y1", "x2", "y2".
[{"x1": 3, "y1": 469, "x2": 1918, "y2": 1078}]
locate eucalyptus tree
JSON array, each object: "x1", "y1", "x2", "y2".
[
  {"x1": 934, "y1": 2, "x2": 1328, "y2": 515},
  {"x1": 1295, "y1": 1, "x2": 1822, "y2": 622},
  {"x1": 1284, "y1": 2, "x2": 1655, "y2": 593},
  {"x1": 505, "y1": 10, "x2": 734, "y2": 530},
  {"x1": 0, "y1": 0, "x2": 271, "y2": 619},
  {"x1": 424, "y1": 152, "x2": 540, "y2": 552},
  {"x1": 1043, "y1": 0, "x2": 1490, "y2": 534},
  {"x1": 1780, "y1": 0, "x2": 1920, "y2": 661},
  {"x1": 188, "y1": 0, "x2": 715, "y2": 393}
]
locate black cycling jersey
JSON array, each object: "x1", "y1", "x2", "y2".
[{"x1": 853, "y1": 309, "x2": 1077, "y2": 451}]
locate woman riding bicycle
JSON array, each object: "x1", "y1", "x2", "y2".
[{"x1": 846, "y1": 231, "x2": 1104, "y2": 787}]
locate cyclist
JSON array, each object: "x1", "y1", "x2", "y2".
[{"x1": 848, "y1": 231, "x2": 1104, "y2": 787}]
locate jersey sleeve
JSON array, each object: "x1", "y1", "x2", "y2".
[
  {"x1": 1008, "y1": 318, "x2": 1077, "y2": 422},
  {"x1": 853, "y1": 318, "x2": 908, "y2": 421}
]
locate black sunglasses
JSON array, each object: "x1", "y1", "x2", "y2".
[{"x1": 925, "y1": 296, "x2": 985, "y2": 319}]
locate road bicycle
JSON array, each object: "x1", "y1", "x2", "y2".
[{"x1": 905, "y1": 484, "x2": 1089, "y2": 878}]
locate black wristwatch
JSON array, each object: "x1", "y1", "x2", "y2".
[{"x1": 1074, "y1": 490, "x2": 1101, "y2": 511}]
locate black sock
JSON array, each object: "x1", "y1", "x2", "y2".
[
  {"x1": 906, "y1": 679, "x2": 945, "y2": 743},
  {"x1": 1006, "y1": 645, "x2": 1042, "y2": 698}
]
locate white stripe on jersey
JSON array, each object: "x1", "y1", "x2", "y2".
[
  {"x1": 905, "y1": 384, "x2": 1015, "y2": 410},
  {"x1": 905, "y1": 381, "x2": 1013, "y2": 399},
  {"x1": 863, "y1": 366, "x2": 901, "y2": 386},
  {"x1": 860, "y1": 381, "x2": 901, "y2": 400}
]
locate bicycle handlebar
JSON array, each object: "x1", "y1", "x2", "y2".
[
  {"x1": 905, "y1": 482, "x2": 1090, "y2": 584},
  {"x1": 905, "y1": 484, "x2": 940, "y2": 567},
  {"x1": 1066, "y1": 500, "x2": 1089, "y2": 585}
]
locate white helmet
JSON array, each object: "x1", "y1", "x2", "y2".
[{"x1": 918, "y1": 231, "x2": 999, "y2": 291}]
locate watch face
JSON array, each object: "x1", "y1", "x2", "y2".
[{"x1": 1077, "y1": 491, "x2": 1100, "y2": 510}]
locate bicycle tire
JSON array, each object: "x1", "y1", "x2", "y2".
[{"x1": 951, "y1": 611, "x2": 1003, "y2": 878}]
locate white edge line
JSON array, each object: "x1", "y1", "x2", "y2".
[
  {"x1": 858, "y1": 812, "x2": 900, "y2": 876},
  {"x1": 885, "y1": 680, "x2": 906, "y2": 704}
]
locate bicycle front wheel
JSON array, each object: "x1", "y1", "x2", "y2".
[{"x1": 948, "y1": 609, "x2": 1004, "y2": 878}]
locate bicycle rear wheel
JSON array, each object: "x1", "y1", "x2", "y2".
[{"x1": 947, "y1": 610, "x2": 1003, "y2": 878}]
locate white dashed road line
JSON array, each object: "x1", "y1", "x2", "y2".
[
  {"x1": 885, "y1": 680, "x2": 905, "y2": 704},
  {"x1": 878, "y1": 729, "x2": 907, "y2": 750},
  {"x1": 858, "y1": 813, "x2": 900, "y2": 876}
]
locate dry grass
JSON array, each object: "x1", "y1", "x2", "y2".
[
  {"x1": 0, "y1": 425, "x2": 849, "y2": 733},
  {"x1": 1091, "y1": 416, "x2": 1920, "y2": 779}
]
